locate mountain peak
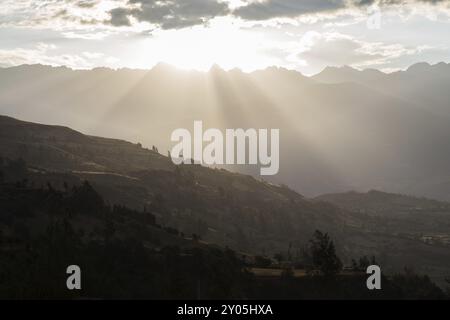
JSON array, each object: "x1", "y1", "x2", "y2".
[
  {"x1": 341, "y1": 65, "x2": 357, "y2": 71},
  {"x1": 407, "y1": 62, "x2": 431, "y2": 72},
  {"x1": 151, "y1": 62, "x2": 179, "y2": 73},
  {"x1": 208, "y1": 64, "x2": 228, "y2": 76},
  {"x1": 313, "y1": 65, "x2": 384, "y2": 84}
]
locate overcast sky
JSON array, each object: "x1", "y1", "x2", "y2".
[{"x1": 1, "y1": 0, "x2": 449, "y2": 75}]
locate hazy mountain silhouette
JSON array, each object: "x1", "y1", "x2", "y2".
[
  {"x1": 1, "y1": 62, "x2": 450, "y2": 200},
  {"x1": 313, "y1": 62, "x2": 450, "y2": 119}
]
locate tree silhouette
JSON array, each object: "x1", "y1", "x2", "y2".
[
  {"x1": 308, "y1": 230, "x2": 342, "y2": 277},
  {"x1": 351, "y1": 255, "x2": 377, "y2": 272},
  {"x1": 69, "y1": 180, "x2": 104, "y2": 214}
]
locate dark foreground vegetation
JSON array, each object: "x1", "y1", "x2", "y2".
[{"x1": 0, "y1": 159, "x2": 448, "y2": 299}]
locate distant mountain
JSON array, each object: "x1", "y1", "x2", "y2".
[
  {"x1": 316, "y1": 189, "x2": 450, "y2": 216},
  {"x1": 1, "y1": 115, "x2": 450, "y2": 286},
  {"x1": 315, "y1": 190, "x2": 450, "y2": 235},
  {"x1": 1, "y1": 63, "x2": 450, "y2": 201},
  {"x1": 313, "y1": 62, "x2": 450, "y2": 85},
  {"x1": 313, "y1": 62, "x2": 450, "y2": 118},
  {"x1": 313, "y1": 65, "x2": 388, "y2": 84}
]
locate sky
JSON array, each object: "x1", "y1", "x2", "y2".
[{"x1": 0, "y1": 0, "x2": 449, "y2": 75}]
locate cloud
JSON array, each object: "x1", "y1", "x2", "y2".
[
  {"x1": 106, "y1": 0, "x2": 231, "y2": 29},
  {"x1": 0, "y1": 0, "x2": 108, "y2": 29},
  {"x1": 298, "y1": 32, "x2": 384, "y2": 67},
  {"x1": 0, "y1": 43, "x2": 116, "y2": 69},
  {"x1": 82, "y1": 51, "x2": 104, "y2": 59},
  {"x1": 233, "y1": 0, "x2": 450, "y2": 21},
  {"x1": 61, "y1": 30, "x2": 111, "y2": 40},
  {"x1": 108, "y1": 7, "x2": 133, "y2": 27},
  {"x1": 1, "y1": 0, "x2": 449, "y2": 32},
  {"x1": 234, "y1": 0, "x2": 348, "y2": 20},
  {"x1": 76, "y1": 0, "x2": 99, "y2": 9},
  {"x1": 292, "y1": 31, "x2": 430, "y2": 74}
]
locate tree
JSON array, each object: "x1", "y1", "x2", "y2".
[
  {"x1": 69, "y1": 181, "x2": 104, "y2": 214},
  {"x1": 391, "y1": 268, "x2": 446, "y2": 299},
  {"x1": 351, "y1": 255, "x2": 377, "y2": 272},
  {"x1": 307, "y1": 230, "x2": 342, "y2": 277}
]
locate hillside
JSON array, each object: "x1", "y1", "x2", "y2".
[
  {"x1": 0, "y1": 115, "x2": 349, "y2": 254},
  {"x1": 1, "y1": 181, "x2": 445, "y2": 299},
  {"x1": 1, "y1": 115, "x2": 450, "y2": 287},
  {"x1": 0, "y1": 179, "x2": 258, "y2": 299},
  {"x1": 316, "y1": 190, "x2": 450, "y2": 215},
  {"x1": 0, "y1": 115, "x2": 170, "y2": 172},
  {"x1": 315, "y1": 190, "x2": 450, "y2": 245}
]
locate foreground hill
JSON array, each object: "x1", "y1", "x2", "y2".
[
  {"x1": 1, "y1": 180, "x2": 445, "y2": 299},
  {"x1": 0, "y1": 180, "x2": 258, "y2": 299},
  {"x1": 1, "y1": 115, "x2": 450, "y2": 287},
  {"x1": 0, "y1": 115, "x2": 348, "y2": 254}
]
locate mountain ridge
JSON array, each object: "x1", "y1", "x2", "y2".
[{"x1": 1, "y1": 62, "x2": 450, "y2": 201}]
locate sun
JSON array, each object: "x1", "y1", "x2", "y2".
[{"x1": 133, "y1": 18, "x2": 277, "y2": 72}]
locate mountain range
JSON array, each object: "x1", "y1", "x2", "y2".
[{"x1": 1, "y1": 62, "x2": 450, "y2": 200}]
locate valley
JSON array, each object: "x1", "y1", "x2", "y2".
[{"x1": 1, "y1": 114, "x2": 449, "y2": 288}]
